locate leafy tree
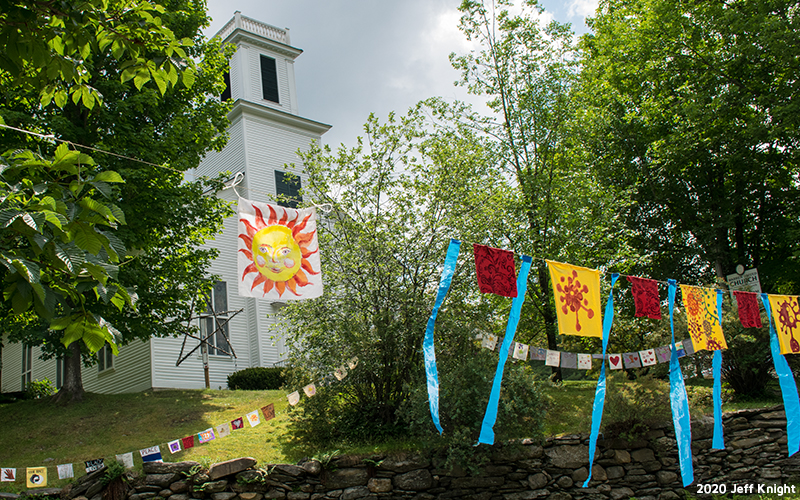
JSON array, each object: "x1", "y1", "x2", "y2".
[
  {"x1": 281, "y1": 111, "x2": 542, "y2": 448},
  {"x1": 446, "y1": 0, "x2": 632, "y2": 379},
  {"x1": 0, "y1": 0, "x2": 232, "y2": 401}
]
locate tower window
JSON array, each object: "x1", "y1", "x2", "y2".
[
  {"x1": 260, "y1": 55, "x2": 279, "y2": 103},
  {"x1": 275, "y1": 171, "x2": 301, "y2": 208},
  {"x1": 200, "y1": 281, "x2": 231, "y2": 356},
  {"x1": 221, "y1": 71, "x2": 231, "y2": 101}
]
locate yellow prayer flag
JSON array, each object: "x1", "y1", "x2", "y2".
[
  {"x1": 680, "y1": 285, "x2": 727, "y2": 351},
  {"x1": 547, "y1": 260, "x2": 602, "y2": 337},
  {"x1": 26, "y1": 467, "x2": 46, "y2": 488},
  {"x1": 767, "y1": 294, "x2": 800, "y2": 355}
]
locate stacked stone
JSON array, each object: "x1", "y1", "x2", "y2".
[{"x1": 6, "y1": 405, "x2": 800, "y2": 500}]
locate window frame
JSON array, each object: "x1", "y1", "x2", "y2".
[
  {"x1": 259, "y1": 54, "x2": 279, "y2": 103},
  {"x1": 199, "y1": 281, "x2": 232, "y2": 357}
]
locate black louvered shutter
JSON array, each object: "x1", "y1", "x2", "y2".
[
  {"x1": 260, "y1": 55, "x2": 279, "y2": 103},
  {"x1": 221, "y1": 71, "x2": 231, "y2": 101}
]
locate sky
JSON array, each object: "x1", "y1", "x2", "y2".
[{"x1": 203, "y1": 0, "x2": 598, "y2": 150}]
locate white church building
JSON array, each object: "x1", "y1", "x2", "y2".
[{"x1": 0, "y1": 12, "x2": 330, "y2": 393}]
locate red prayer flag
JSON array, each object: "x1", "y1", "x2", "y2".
[
  {"x1": 626, "y1": 276, "x2": 662, "y2": 319},
  {"x1": 181, "y1": 436, "x2": 195, "y2": 449},
  {"x1": 733, "y1": 290, "x2": 762, "y2": 328},
  {"x1": 231, "y1": 417, "x2": 244, "y2": 430},
  {"x1": 473, "y1": 244, "x2": 517, "y2": 297}
]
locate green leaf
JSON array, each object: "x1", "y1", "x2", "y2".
[
  {"x1": 54, "y1": 89, "x2": 68, "y2": 108},
  {"x1": 55, "y1": 241, "x2": 86, "y2": 274},
  {"x1": 73, "y1": 223, "x2": 104, "y2": 255},
  {"x1": 182, "y1": 66, "x2": 196, "y2": 88},
  {"x1": 92, "y1": 171, "x2": 124, "y2": 183}
]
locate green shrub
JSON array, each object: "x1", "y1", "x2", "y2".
[
  {"x1": 603, "y1": 373, "x2": 673, "y2": 442},
  {"x1": 227, "y1": 367, "x2": 285, "y2": 390},
  {"x1": 25, "y1": 379, "x2": 55, "y2": 399}
]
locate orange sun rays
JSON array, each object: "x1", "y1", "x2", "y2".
[{"x1": 239, "y1": 204, "x2": 319, "y2": 298}]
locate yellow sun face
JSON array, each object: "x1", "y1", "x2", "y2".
[{"x1": 252, "y1": 225, "x2": 302, "y2": 282}]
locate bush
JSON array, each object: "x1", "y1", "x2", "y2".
[
  {"x1": 227, "y1": 367, "x2": 285, "y2": 390},
  {"x1": 603, "y1": 373, "x2": 673, "y2": 442},
  {"x1": 25, "y1": 379, "x2": 55, "y2": 399}
]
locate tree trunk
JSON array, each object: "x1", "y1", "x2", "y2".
[
  {"x1": 537, "y1": 263, "x2": 562, "y2": 382},
  {"x1": 52, "y1": 341, "x2": 84, "y2": 404}
]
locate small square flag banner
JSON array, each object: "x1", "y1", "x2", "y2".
[
  {"x1": 512, "y1": 342, "x2": 529, "y2": 361},
  {"x1": 261, "y1": 404, "x2": 275, "y2": 421},
  {"x1": 26, "y1": 467, "x2": 46, "y2": 488},
  {"x1": 577, "y1": 353, "x2": 592, "y2": 370},
  {"x1": 198, "y1": 428, "x2": 216, "y2": 444},
  {"x1": 473, "y1": 244, "x2": 518, "y2": 297},
  {"x1": 681, "y1": 285, "x2": 727, "y2": 351},
  {"x1": 545, "y1": 350, "x2": 560, "y2": 367},
  {"x1": 168, "y1": 440, "x2": 182, "y2": 454},
  {"x1": 608, "y1": 354, "x2": 623, "y2": 370},
  {"x1": 334, "y1": 366, "x2": 348, "y2": 380},
  {"x1": 216, "y1": 422, "x2": 231, "y2": 438},
  {"x1": 182, "y1": 436, "x2": 195, "y2": 449},
  {"x1": 674, "y1": 341, "x2": 686, "y2": 358},
  {"x1": 303, "y1": 383, "x2": 317, "y2": 397},
  {"x1": 140, "y1": 446, "x2": 162, "y2": 463},
  {"x1": 560, "y1": 352, "x2": 578, "y2": 369},
  {"x1": 85, "y1": 459, "x2": 104, "y2": 473},
  {"x1": 532, "y1": 347, "x2": 547, "y2": 361},
  {"x1": 639, "y1": 349, "x2": 657, "y2": 366},
  {"x1": 1, "y1": 468, "x2": 16, "y2": 482},
  {"x1": 623, "y1": 352, "x2": 641, "y2": 369},
  {"x1": 116, "y1": 453, "x2": 134, "y2": 469},
  {"x1": 231, "y1": 417, "x2": 245, "y2": 430},
  {"x1": 767, "y1": 295, "x2": 800, "y2": 355},
  {"x1": 547, "y1": 260, "x2": 602, "y2": 337},
  {"x1": 288, "y1": 391, "x2": 301, "y2": 406},
  {"x1": 246, "y1": 410, "x2": 261, "y2": 427},
  {"x1": 57, "y1": 464, "x2": 74, "y2": 480},
  {"x1": 237, "y1": 198, "x2": 322, "y2": 300},
  {"x1": 348, "y1": 357, "x2": 359, "y2": 370},
  {"x1": 481, "y1": 334, "x2": 498, "y2": 351},
  {"x1": 655, "y1": 346, "x2": 671, "y2": 364}
]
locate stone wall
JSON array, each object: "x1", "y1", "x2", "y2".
[{"x1": 9, "y1": 406, "x2": 800, "y2": 500}]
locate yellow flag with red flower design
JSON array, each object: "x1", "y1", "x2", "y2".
[
  {"x1": 547, "y1": 260, "x2": 602, "y2": 337},
  {"x1": 680, "y1": 285, "x2": 727, "y2": 351},
  {"x1": 767, "y1": 295, "x2": 800, "y2": 355}
]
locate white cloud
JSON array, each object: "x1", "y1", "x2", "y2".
[{"x1": 567, "y1": 0, "x2": 599, "y2": 18}]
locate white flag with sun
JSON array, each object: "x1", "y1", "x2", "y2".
[{"x1": 238, "y1": 198, "x2": 323, "y2": 300}]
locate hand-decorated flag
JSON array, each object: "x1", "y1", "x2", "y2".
[
  {"x1": 655, "y1": 346, "x2": 671, "y2": 363},
  {"x1": 198, "y1": 428, "x2": 215, "y2": 443},
  {"x1": 545, "y1": 349, "x2": 560, "y2": 367},
  {"x1": 333, "y1": 366, "x2": 348, "y2": 380},
  {"x1": 85, "y1": 459, "x2": 104, "y2": 473},
  {"x1": 57, "y1": 464, "x2": 73, "y2": 480},
  {"x1": 1, "y1": 468, "x2": 15, "y2": 482},
  {"x1": 577, "y1": 353, "x2": 592, "y2": 370},
  {"x1": 303, "y1": 383, "x2": 317, "y2": 397},
  {"x1": 640, "y1": 349, "x2": 657, "y2": 366},
  {"x1": 238, "y1": 198, "x2": 322, "y2": 300},
  {"x1": 246, "y1": 410, "x2": 261, "y2": 427},
  {"x1": 216, "y1": 422, "x2": 231, "y2": 438},
  {"x1": 231, "y1": 417, "x2": 244, "y2": 430},
  {"x1": 181, "y1": 436, "x2": 195, "y2": 449},
  {"x1": 547, "y1": 261, "x2": 602, "y2": 337},
  {"x1": 26, "y1": 467, "x2": 46, "y2": 488},
  {"x1": 560, "y1": 352, "x2": 578, "y2": 369},
  {"x1": 473, "y1": 244, "x2": 517, "y2": 297},
  {"x1": 626, "y1": 276, "x2": 662, "y2": 319},
  {"x1": 512, "y1": 342, "x2": 529, "y2": 360},
  {"x1": 116, "y1": 453, "x2": 134, "y2": 469},
  {"x1": 733, "y1": 291, "x2": 762, "y2": 328},
  {"x1": 168, "y1": 440, "x2": 182, "y2": 454},
  {"x1": 767, "y1": 295, "x2": 800, "y2": 354},
  {"x1": 261, "y1": 404, "x2": 275, "y2": 421},
  {"x1": 623, "y1": 352, "x2": 641, "y2": 369},
  {"x1": 140, "y1": 446, "x2": 162, "y2": 463},
  {"x1": 681, "y1": 338, "x2": 695, "y2": 356},
  {"x1": 287, "y1": 391, "x2": 301, "y2": 406},
  {"x1": 608, "y1": 354, "x2": 623, "y2": 370},
  {"x1": 681, "y1": 285, "x2": 727, "y2": 351},
  {"x1": 348, "y1": 357, "x2": 359, "y2": 370},
  {"x1": 532, "y1": 347, "x2": 547, "y2": 361},
  {"x1": 481, "y1": 334, "x2": 498, "y2": 351}
]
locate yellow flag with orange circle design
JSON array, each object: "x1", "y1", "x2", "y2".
[
  {"x1": 547, "y1": 260, "x2": 602, "y2": 338},
  {"x1": 238, "y1": 198, "x2": 322, "y2": 300}
]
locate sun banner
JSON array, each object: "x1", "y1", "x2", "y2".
[
  {"x1": 680, "y1": 285, "x2": 727, "y2": 351},
  {"x1": 238, "y1": 198, "x2": 322, "y2": 300},
  {"x1": 766, "y1": 294, "x2": 800, "y2": 355},
  {"x1": 547, "y1": 260, "x2": 602, "y2": 337}
]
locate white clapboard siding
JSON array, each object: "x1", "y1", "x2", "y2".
[
  {"x1": 1, "y1": 340, "x2": 26, "y2": 392},
  {"x1": 82, "y1": 339, "x2": 152, "y2": 394},
  {"x1": 196, "y1": 117, "x2": 245, "y2": 180}
]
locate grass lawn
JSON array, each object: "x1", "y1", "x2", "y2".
[{"x1": 0, "y1": 378, "x2": 786, "y2": 494}]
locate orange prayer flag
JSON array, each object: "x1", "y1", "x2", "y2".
[
  {"x1": 547, "y1": 260, "x2": 602, "y2": 337},
  {"x1": 767, "y1": 294, "x2": 800, "y2": 355},
  {"x1": 680, "y1": 285, "x2": 727, "y2": 351}
]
